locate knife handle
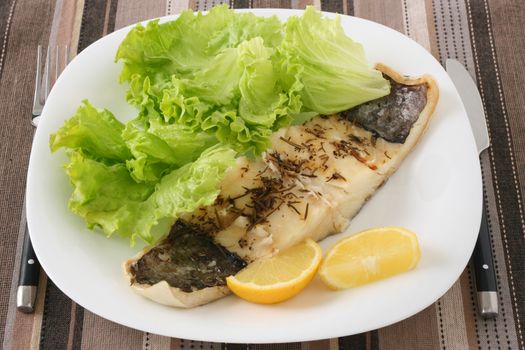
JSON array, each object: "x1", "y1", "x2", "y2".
[
  {"x1": 473, "y1": 203, "x2": 498, "y2": 318},
  {"x1": 17, "y1": 223, "x2": 40, "y2": 313}
]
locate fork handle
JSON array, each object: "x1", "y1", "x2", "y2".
[
  {"x1": 31, "y1": 114, "x2": 40, "y2": 127},
  {"x1": 17, "y1": 223, "x2": 40, "y2": 313}
]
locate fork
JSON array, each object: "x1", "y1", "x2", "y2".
[
  {"x1": 31, "y1": 45, "x2": 70, "y2": 126},
  {"x1": 17, "y1": 45, "x2": 71, "y2": 313}
]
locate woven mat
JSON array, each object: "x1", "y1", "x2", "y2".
[{"x1": 1, "y1": 0, "x2": 524, "y2": 349}]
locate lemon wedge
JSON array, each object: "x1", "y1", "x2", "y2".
[
  {"x1": 226, "y1": 239, "x2": 322, "y2": 304},
  {"x1": 319, "y1": 226, "x2": 420, "y2": 290}
]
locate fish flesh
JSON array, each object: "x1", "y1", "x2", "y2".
[{"x1": 123, "y1": 64, "x2": 439, "y2": 308}]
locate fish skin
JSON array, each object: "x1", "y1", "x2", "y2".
[
  {"x1": 132, "y1": 220, "x2": 246, "y2": 293},
  {"x1": 344, "y1": 75, "x2": 428, "y2": 143}
]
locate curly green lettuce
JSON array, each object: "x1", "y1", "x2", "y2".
[{"x1": 58, "y1": 144, "x2": 235, "y2": 245}]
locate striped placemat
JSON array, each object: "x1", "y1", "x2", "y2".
[{"x1": 1, "y1": 0, "x2": 524, "y2": 349}]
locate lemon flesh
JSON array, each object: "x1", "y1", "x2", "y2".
[
  {"x1": 226, "y1": 239, "x2": 322, "y2": 304},
  {"x1": 319, "y1": 227, "x2": 420, "y2": 290}
]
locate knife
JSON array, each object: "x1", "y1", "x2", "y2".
[{"x1": 446, "y1": 59, "x2": 498, "y2": 318}]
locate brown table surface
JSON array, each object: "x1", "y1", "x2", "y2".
[{"x1": 1, "y1": 0, "x2": 525, "y2": 349}]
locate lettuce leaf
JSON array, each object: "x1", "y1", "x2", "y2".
[
  {"x1": 115, "y1": 5, "x2": 283, "y2": 84},
  {"x1": 64, "y1": 150, "x2": 157, "y2": 243},
  {"x1": 122, "y1": 126, "x2": 179, "y2": 183},
  {"x1": 63, "y1": 145, "x2": 236, "y2": 244},
  {"x1": 50, "y1": 100, "x2": 131, "y2": 164},
  {"x1": 151, "y1": 145, "x2": 236, "y2": 220},
  {"x1": 115, "y1": 6, "x2": 296, "y2": 156},
  {"x1": 279, "y1": 7, "x2": 390, "y2": 114},
  {"x1": 123, "y1": 119, "x2": 218, "y2": 182}
]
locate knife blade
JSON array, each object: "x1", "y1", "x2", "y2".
[{"x1": 446, "y1": 59, "x2": 497, "y2": 318}]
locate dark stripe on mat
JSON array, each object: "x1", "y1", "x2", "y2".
[
  {"x1": 107, "y1": 0, "x2": 119, "y2": 34},
  {"x1": 231, "y1": 0, "x2": 251, "y2": 8},
  {"x1": 255, "y1": 0, "x2": 291, "y2": 7},
  {"x1": 39, "y1": 280, "x2": 72, "y2": 350},
  {"x1": 320, "y1": 1, "x2": 354, "y2": 16},
  {"x1": 77, "y1": 0, "x2": 110, "y2": 53},
  {"x1": 346, "y1": 0, "x2": 354, "y2": 15},
  {"x1": 467, "y1": 0, "x2": 525, "y2": 348},
  {"x1": 252, "y1": 344, "x2": 301, "y2": 349},
  {"x1": 370, "y1": 330, "x2": 379, "y2": 350},
  {"x1": 71, "y1": 302, "x2": 84, "y2": 350},
  {"x1": 321, "y1": 0, "x2": 343, "y2": 13},
  {"x1": 340, "y1": 332, "x2": 367, "y2": 350},
  {"x1": 224, "y1": 343, "x2": 249, "y2": 349}
]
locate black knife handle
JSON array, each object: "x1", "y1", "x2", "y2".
[
  {"x1": 473, "y1": 205, "x2": 497, "y2": 292},
  {"x1": 18, "y1": 224, "x2": 40, "y2": 286}
]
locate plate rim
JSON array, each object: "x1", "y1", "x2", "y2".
[{"x1": 26, "y1": 8, "x2": 482, "y2": 343}]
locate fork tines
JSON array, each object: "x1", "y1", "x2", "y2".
[{"x1": 32, "y1": 45, "x2": 71, "y2": 127}]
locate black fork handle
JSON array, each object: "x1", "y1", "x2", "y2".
[
  {"x1": 18, "y1": 224, "x2": 40, "y2": 286},
  {"x1": 17, "y1": 222, "x2": 40, "y2": 313}
]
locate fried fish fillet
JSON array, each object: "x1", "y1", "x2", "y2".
[{"x1": 123, "y1": 64, "x2": 439, "y2": 308}]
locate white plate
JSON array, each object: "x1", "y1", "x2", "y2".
[{"x1": 26, "y1": 9, "x2": 481, "y2": 343}]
